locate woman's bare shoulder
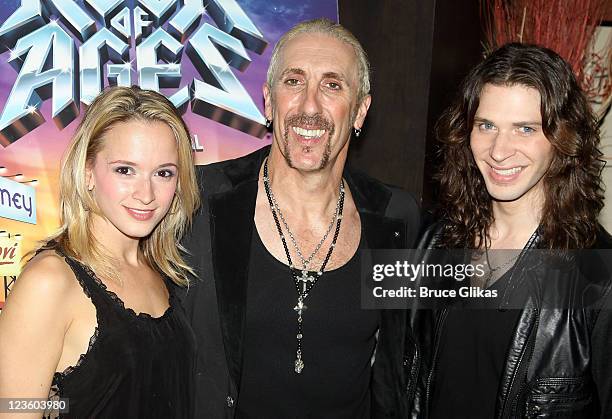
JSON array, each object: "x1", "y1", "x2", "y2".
[
  {"x1": 10, "y1": 250, "x2": 80, "y2": 306},
  {"x1": 0, "y1": 251, "x2": 80, "y2": 399}
]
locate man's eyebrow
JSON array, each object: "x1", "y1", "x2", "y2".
[
  {"x1": 280, "y1": 68, "x2": 305, "y2": 78},
  {"x1": 322, "y1": 72, "x2": 345, "y2": 80},
  {"x1": 512, "y1": 121, "x2": 542, "y2": 126},
  {"x1": 472, "y1": 116, "x2": 542, "y2": 127}
]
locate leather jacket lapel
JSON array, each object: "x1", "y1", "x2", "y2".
[
  {"x1": 344, "y1": 170, "x2": 407, "y2": 250},
  {"x1": 495, "y1": 300, "x2": 538, "y2": 418}
]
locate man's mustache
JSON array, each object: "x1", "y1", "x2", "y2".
[{"x1": 284, "y1": 113, "x2": 335, "y2": 135}]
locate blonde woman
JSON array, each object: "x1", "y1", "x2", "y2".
[{"x1": 0, "y1": 86, "x2": 200, "y2": 418}]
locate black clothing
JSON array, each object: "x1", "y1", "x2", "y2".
[
  {"x1": 237, "y1": 227, "x2": 377, "y2": 418},
  {"x1": 429, "y1": 273, "x2": 522, "y2": 419},
  {"x1": 411, "y1": 222, "x2": 612, "y2": 418},
  {"x1": 181, "y1": 145, "x2": 421, "y2": 418},
  {"x1": 48, "y1": 251, "x2": 196, "y2": 419}
]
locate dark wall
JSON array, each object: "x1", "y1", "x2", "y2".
[
  {"x1": 339, "y1": 0, "x2": 482, "y2": 208},
  {"x1": 339, "y1": 1, "x2": 436, "y2": 201},
  {"x1": 422, "y1": 0, "x2": 484, "y2": 210}
]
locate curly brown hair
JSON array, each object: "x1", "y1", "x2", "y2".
[{"x1": 435, "y1": 43, "x2": 605, "y2": 249}]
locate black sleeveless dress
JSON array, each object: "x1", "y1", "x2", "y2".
[{"x1": 46, "y1": 251, "x2": 196, "y2": 418}]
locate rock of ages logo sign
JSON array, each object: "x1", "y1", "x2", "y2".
[{"x1": 0, "y1": 0, "x2": 269, "y2": 147}]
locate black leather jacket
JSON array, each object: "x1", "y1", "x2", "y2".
[{"x1": 409, "y1": 222, "x2": 612, "y2": 418}]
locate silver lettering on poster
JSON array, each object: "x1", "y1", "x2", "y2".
[{"x1": 0, "y1": 0, "x2": 269, "y2": 146}]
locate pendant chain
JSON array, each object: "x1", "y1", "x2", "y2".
[
  {"x1": 262, "y1": 157, "x2": 345, "y2": 374},
  {"x1": 264, "y1": 166, "x2": 342, "y2": 271},
  {"x1": 482, "y1": 239, "x2": 521, "y2": 288}
]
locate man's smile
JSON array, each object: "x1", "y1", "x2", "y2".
[{"x1": 292, "y1": 126, "x2": 326, "y2": 139}]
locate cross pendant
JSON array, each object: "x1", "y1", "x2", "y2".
[
  {"x1": 297, "y1": 270, "x2": 316, "y2": 293},
  {"x1": 294, "y1": 299, "x2": 307, "y2": 315}
]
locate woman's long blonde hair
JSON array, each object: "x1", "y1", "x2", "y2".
[{"x1": 41, "y1": 86, "x2": 200, "y2": 286}]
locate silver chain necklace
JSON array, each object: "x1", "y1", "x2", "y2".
[
  {"x1": 482, "y1": 235, "x2": 525, "y2": 287},
  {"x1": 264, "y1": 165, "x2": 342, "y2": 271},
  {"x1": 483, "y1": 246, "x2": 520, "y2": 288},
  {"x1": 262, "y1": 157, "x2": 345, "y2": 374}
]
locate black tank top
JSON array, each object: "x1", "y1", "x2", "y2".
[
  {"x1": 237, "y1": 228, "x2": 378, "y2": 418},
  {"x1": 46, "y1": 250, "x2": 196, "y2": 418}
]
